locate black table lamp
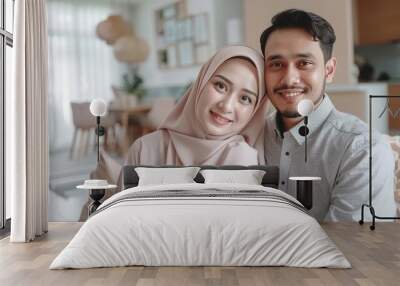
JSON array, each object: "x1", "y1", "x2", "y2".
[
  {"x1": 297, "y1": 99, "x2": 314, "y2": 162},
  {"x1": 89, "y1": 99, "x2": 107, "y2": 163},
  {"x1": 289, "y1": 99, "x2": 320, "y2": 210}
]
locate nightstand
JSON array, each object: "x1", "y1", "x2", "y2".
[
  {"x1": 289, "y1": 176, "x2": 321, "y2": 210},
  {"x1": 77, "y1": 180, "x2": 117, "y2": 215}
]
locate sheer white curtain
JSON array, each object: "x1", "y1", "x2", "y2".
[
  {"x1": 47, "y1": 0, "x2": 129, "y2": 152},
  {"x1": 7, "y1": 0, "x2": 49, "y2": 242}
]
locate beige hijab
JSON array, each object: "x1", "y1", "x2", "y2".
[{"x1": 157, "y1": 45, "x2": 268, "y2": 166}]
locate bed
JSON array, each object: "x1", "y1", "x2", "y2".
[{"x1": 50, "y1": 165, "x2": 350, "y2": 269}]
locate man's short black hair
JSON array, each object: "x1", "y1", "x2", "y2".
[{"x1": 260, "y1": 9, "x2": 336, "y2": 62}]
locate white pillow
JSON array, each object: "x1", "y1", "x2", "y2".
[
  {"x1": 200, "y1": 169, "x2": 266, "y2": 185},
  {"x1": 135, "y1": 167, "x2": 201, "y2": 186}
]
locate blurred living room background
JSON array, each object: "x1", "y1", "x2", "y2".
[{"x1": 44, "y1": 0, "x2": 400, "y2": 221}]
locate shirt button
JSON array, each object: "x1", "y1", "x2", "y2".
[
  {"x1": 285, "y1": 152, "x2": 290, "y2": 156},
  {"x1": 281, "y1": 181, "x2": 285, "y2": 185}
]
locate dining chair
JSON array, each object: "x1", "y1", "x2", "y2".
[{"x1": 70, "y1": 101, "x2": 117, "y2": 159}]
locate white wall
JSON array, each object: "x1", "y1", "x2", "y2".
[
  {"x1": 213, "y1": 0, "x2": 244, "y2": 49},
  {"x1": 133, "y1": 0, "x2": 243, "y2": 88},
  {"x1": 243, "y1": 0, "x2": 355, "y2": 84}
]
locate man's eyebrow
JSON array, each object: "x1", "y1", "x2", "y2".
[
  {"x1": 297, "y1": 53, "x2": 316, "y2": 60},
  {"x1": 215, "y1": 75, "x2": 257, "y2": 97},
  {"x1": 266, "y1": 53, "x2": 316, "y2": 61},
  {"x1": 266, "y1": 55, "x2": 283, "y2": 61}
]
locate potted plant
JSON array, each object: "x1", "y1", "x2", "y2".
[{"x1": 119, "y1": 70, "x2": 147, "y2": 107}]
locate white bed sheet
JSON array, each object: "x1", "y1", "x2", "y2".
[{"x1": 50, "y1": 183, "x2": 350, "y2": 269}]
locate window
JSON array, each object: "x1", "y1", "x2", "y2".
[
  {"x1": 0, "y1": 0, "x2": 14, "y2": 232},
  {"x1": 5, "y1": 0, "x2": 14, "y2": 33}
]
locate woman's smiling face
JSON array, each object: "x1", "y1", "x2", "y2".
[{"x1": 196, "y1": 58, "x2": 258, "y2": 137}]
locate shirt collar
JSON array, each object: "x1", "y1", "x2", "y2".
[
  {"x1": 274, "y1": 112, "x2": 285, "y2": 139},
  {"x1": 273, "y1": 94, "x2": 335, "y2": 145}
]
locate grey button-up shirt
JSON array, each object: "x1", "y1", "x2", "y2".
[{"x1": 264, "y1": 95, "x2": 396, "y2": 221}]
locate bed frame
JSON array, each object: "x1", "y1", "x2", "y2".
[{"x1": 122, "y1": 165, "x2": 280, "y2": 190}]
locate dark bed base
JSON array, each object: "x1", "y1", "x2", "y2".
[{"x1": 122, "y1": 165, "x2": 280, "y2": 190}]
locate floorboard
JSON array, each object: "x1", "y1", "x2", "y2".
[{"x1": 0, "y1": 222, "x2": 399, "y2": 286}]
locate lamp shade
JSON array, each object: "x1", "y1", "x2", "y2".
[
  {"x1": 96, "y1": 15, "x2": 133, "y2": 45},
  {"x1": 113, "y1": 35, "x2": 149, "y2": 63},
  {"x1": 90, "y1": 99, "x2": 107, "y2": 117},
  {"x1": 297, "y1": 99, "x2": 314, "y2": 116}
]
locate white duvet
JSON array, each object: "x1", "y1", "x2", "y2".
[{"x1": 50, "y1": 183, "x2": 350, "y2": 269}]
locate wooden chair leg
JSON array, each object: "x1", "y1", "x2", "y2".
[
  {"x1": 76, "y1": 129, "x2": 83, "y2": 159},
  {"x1": 70, "y1": 128, "x2": 78, "y2": 159},
  {"x1": 112, "y1": 127, "x2": 117, "y2": 151},
  {"x1": 80, "y1": 130, "x2": 87, "y2": 158},
  {"x1": 114, "y1": 126, "x2": 123, "y2": 156},
  {"x1": 78, "y1": 129, "x2": 88, "y2": 158},
  {"x1": 85, "y1": 129, "x2": 91, "y2": 155},
  {"x1": 84, "y1": 129, "x2": 92, "y2": 156}
]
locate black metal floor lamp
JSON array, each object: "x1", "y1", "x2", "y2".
[
  {"x1": 359, "y1": 95, "x2": 400, "y2": 230},
  {"x1": 89, "y1": 99, "x2": 107, "y2": 163}
]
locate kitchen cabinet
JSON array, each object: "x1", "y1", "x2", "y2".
[{"x1": 357, "y1": 0, "x2": 400, "y2": 45}]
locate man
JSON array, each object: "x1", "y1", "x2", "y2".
[{"x1": 260, "y1": 9, "x2": 396, "y2": 221}]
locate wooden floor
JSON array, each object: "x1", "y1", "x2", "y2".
[{"x1": 0, "y1": 222, "x2": 399, "y2": 286}]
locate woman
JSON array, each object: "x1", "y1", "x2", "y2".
[{"x1": 126, "y1": 45, "x2": 268, "y2": 166}]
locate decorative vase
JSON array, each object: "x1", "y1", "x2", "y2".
[
  {"x1": 127, "y1": 95, "x2": 138, "y2": 107},
  {"x1": 116, "y1": 93, "x2": 137, "y2": 108}
]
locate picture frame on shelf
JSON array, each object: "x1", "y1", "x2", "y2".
[
  {"x1": 164, "y1": 19, "x2": 177, "y2": 44},
  {"x1": 193, "y1": 13, "x2": 208, "y2": 44},
  {"x1": 178, "y1": 41, "x2": 194, "y2": 66},
  {"x1": 155, "y1": 2, "x2": 209, "y2": 69},
  {"x1": 167, "y1": 46, "x2": 177, "y2": 68}
]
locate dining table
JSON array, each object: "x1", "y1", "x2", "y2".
[{"x1": 108, "y1": 104, "x2": 152, "y2": 155}]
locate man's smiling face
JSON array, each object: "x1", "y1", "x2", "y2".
[{"x1": 264, "y1": 28, "x2": 336, "y2": 118}]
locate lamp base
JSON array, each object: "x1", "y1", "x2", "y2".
[
  {"x1": 88, "y1": 189, "x2": 105, "y2": 215},
  {"x1": 289, "y1": 177, "x2": 321, "y2": 210},
  {"x1": 296, "y1": 180, "x2": 313, "y2": 210}
]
